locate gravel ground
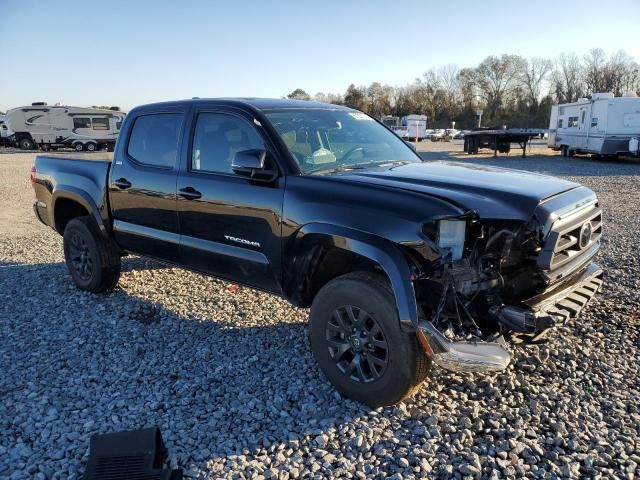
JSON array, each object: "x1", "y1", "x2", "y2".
[{"x1": 1, "y1": 146, "x2": 639, "y2": 479}]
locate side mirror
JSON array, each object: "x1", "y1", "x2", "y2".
[
  {"x1": 232, "y1": 149, "x2": 277, "y2": 182},
  {"x1": 405, "y1": 140, "x2": 417, "y2": 151}
]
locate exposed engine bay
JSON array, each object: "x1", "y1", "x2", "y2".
[{"x1": 411, "y1": 201, "x2": 604, "y2": 372}]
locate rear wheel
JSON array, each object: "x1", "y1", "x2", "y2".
[
  {"x1": 561, "y1": 145, "x2": 568, "y2": 157},
  {"x1": 309, "y1": 272, "x2": 431, "y2": 407},
  {"x1": 63, "y1": 216, "x2": 121, "y2": 292},
  {"x1": 74, "y1": 143, "x2": 85, "y2": 152},
  {"x1": 85, "y1": 142, "x2": 96, "y2": 152}
]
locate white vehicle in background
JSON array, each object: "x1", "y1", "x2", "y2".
[
  {"x1": 423, "y1": 129, "x2": 435, "y2": 139},
  {"x1": 402, "y1": 114, "x2": 428, "y2": 141},
  {"x1": 430, "y1": 129, "x2": 447, "y2": 141},
  {"x1": 0, "y1": 113, "x2": 9, "y2": 146},
  {"x1": 5, "y1": 103, "x2": 126, "y2": 151},
  {"x1": 548, "y1": 92, "x2": 640, "y2": 157},
  {"x1": 391, "y1": 125, "x2": 409, "y2": 139}
]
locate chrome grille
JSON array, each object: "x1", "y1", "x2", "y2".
[{"x1": 537, "y1": 203, "x2": 602, "y2": 281}]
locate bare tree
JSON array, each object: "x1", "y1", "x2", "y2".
[
  {"x1": 605, "y1": 50, "x2": 640, "y2": 95},
  {"x1": 584, "y1": 48, "x2": 608, "y2": 94},
  {"x1": 521, "y1": 57, "x2": 552, "y2": 109},
  {"x1": 552, "y1": 53, "x2": 585, "y2": 102},
  {"x1": 475, "y1": 54, "x2": 526, "y2": 121}
]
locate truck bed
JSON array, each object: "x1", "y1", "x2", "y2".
[{"x1": 33, "y1": 153, "x2": 113, "y2": 233}]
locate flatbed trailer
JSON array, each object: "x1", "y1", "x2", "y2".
[{"x1": 464, "y1": 129, "x2": 543, "y2": 157}]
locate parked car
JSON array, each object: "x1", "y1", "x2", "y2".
[
  {"x1": 31, "y1": 98, "x2": 604, "y2": 407},
  {"x1": 423, "y1": 129, "x2": 436, "y2": 139},
  {"x1": 430, "y1": 129, "x2": 447, "y2": 141}
]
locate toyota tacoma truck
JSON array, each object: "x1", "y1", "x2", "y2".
[{"x1": 31, "y1": 99, "x2": 603, "y2": 407}]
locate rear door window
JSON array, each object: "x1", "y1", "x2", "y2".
[{"x1": 127, "y1": 113, "x2": 183, "y2": 168}]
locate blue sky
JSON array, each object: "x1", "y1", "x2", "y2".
[{"x1": 1, "y1": 0, "x2": 639, "y2": 112}]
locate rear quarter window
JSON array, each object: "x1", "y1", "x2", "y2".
[{"x1": 127, "y1": 113, "x2": 183, "y2": 168}]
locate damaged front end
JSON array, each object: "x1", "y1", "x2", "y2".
[{"x1": 409, "y1": 195, "x2": 603, "y2": 373}]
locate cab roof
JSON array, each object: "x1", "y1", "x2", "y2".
[{"x1": 133, "y1": 98, "x2": 354, "y2": 112}]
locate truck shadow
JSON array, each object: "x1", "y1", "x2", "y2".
[
  {"x1": 1, "y1": 258, "x2": 619, "y2": 477},
  {"x1": 0, "y1": 259, "x2": 373, "y2": 473}
]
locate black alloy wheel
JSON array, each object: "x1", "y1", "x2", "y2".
[
  {"x1": 309, "y1": 272, "x2": 431, "y2": 407},
  {"x1": 326, "y1": 305, "x2": 389, "y2": 383},
  {"x1": 68, "y1": 230, "x2": 94, "y2": 281}
]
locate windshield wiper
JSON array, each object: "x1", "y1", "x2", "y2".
[{"x1": 310, "y1": 160, "x2": 410, "y2": 175}]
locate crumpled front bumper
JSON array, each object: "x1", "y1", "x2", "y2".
[
  {"x1": 416, "y1": 263, "x2": 603, "y2": 373},
  {"x1": 525, "y1": 262, "x2": 603, "y2": 323}
]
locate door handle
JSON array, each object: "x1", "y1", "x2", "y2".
[
  {"x1": 114, "y1": 178, "x2": 131, "y2": 189},
  {"x1": 178, "y1": 187, "x2": 202, "y2": 200}
]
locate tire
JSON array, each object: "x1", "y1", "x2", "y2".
[
  {"x1": 309, "y1": 272, "x2": 431, "y2": 407},
  {"x1": 74, "y1": 143, "x2": 84, "y2": 152},
  {"x1": 561, "y1": 145, "x2": 568, "y2": 157},
  {"x1": 40, "y1": 144, "x2": 51, "y2": 152},
  {"x1": 18, "y1": 136, "x2": 34, "y2": 150},
  {"x1": 85, "y1": 142, "x2": 96, "y2": 152},
  {"x1": 63, "y1": 216, "x2": 121, "y2": 292}
]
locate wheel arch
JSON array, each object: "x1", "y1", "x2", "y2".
[
  {"x1": 52, "y1": 187, "x2": 111, "y2": 241},
  {"x1": 283, "y1": 223, "x2": 419, "y2": 331}
]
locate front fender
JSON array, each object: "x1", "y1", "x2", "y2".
[{"x1": 285, "y1": 223, "x2": 419, "y2": 331}]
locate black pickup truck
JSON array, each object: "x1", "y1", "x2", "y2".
[{"x1": 32, "y1": 98, "x2": 603, "y2": 406}]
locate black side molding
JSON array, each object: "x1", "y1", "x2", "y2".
[{"x1": 83, "y1": 427, "x2": 182, "y2": 480}]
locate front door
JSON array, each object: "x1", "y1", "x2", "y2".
[
  {"x1": 177, "y1": 109, "x2": 284, "y2": 293},
  {"x1": 109, "y1": 108, "x2": 186, "y2": 262}
]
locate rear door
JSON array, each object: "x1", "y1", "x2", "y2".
[
  {"x1": 176, "y1": 107, "x2": 285, "y2": 292},
  {"x1": 109, "y1": 106, "x2": 187, "y2": 262}
]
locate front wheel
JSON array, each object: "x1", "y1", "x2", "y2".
[
  {"x1": 74, "y1": 143, "x2": 85, "y2": 152},
  {"x1": 63, "y1": 216, "x2": 121, "y2": 292},
  {"x1": 309, "y1": 272, "x2": 431, "y2": 407},
  {"x1": 18, "y1": 137, "x2": 34, "y2": 150}
]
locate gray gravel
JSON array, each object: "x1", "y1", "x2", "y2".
[{"x1": 1, "y1": 148, "x2": 639, "y2": 479}]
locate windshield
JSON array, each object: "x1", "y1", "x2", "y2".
[{"x1": 264, "y1": 109, "x2": 421, "y2": 174}]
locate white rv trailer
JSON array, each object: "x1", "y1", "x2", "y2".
[
  {"x1": 548, "y1": 92, "x2": 640, "y2": 157},
  {"x1": 0, "y1": 114, "x2": 9, "y2": 146},
  {"x1": 402, "y1": 114, "x2": 428, "y2": 141},
  {"x1": 5, "y1": 104, "x2": 126, "y2": 151}
]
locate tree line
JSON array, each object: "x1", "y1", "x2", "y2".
[{"x1": 287, "y1": 49, "x2": 640, "y2": 129}]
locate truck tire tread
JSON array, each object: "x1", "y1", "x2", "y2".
[
  {"x1": 309, "y1": 271, "x2": 431, "y2": 407},
  {"x1": 63, "y1": 216, "x2": 121, "y2": 293}
]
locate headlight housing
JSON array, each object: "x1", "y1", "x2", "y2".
[{"x1": 438, "y1": 220, "x2": 466, "y2": 260}]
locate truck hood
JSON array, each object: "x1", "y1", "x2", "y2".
[{"x1": 330, "y1": 161, "x2": 581, "y2": 221}]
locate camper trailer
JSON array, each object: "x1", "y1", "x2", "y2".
[
  {"x1": 5, "y1": 104, "x2": 126, "y2": 151},
  {"x1": 380, "y1": 115, "x2": 400, "y2": 128},
  {"x1": 0, "y1": 114, "x2": 8, "y2": 147},
  {"x1": 402, "y1": 114, "x2": 428, "y2": 141},
  {"x1": 548, "y1": 92, "x2": 640, "y2": 157}
]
